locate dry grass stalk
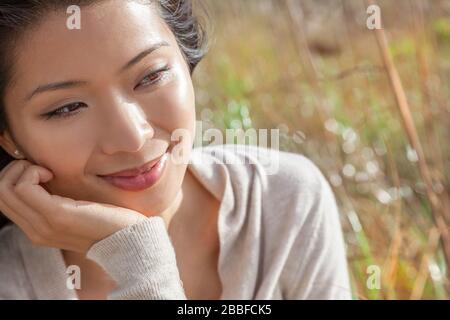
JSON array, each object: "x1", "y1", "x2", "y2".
[{"x1": 368, "y1": 0, "x2": 450, "y2": 283}]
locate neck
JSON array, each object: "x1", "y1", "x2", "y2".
[
  {"x1": 62, "y1": 167, "x2": 215, "y2": 289},
  {"x1": 62, "y1": 167, "x2": 201, "y2": 259},
  {"x1": 62, "y1": 167, "x2": 220, "y2": 299},
  {"x1": 158, "y1": 188, "x2": 184, "y2": 230}
]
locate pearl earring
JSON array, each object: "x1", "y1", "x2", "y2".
[{"x1": 14, "y1": 150, "x2": 21, "y2": 157}]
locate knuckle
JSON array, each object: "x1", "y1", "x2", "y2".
[
  {"x1": 13, "y1": 182, "x2": 27, "y2": 194},
  {"x1": 17, "y1": 160, "x2": 31, "y2": 167},
  {"x1": 14, "y1": 161, "x2": 29, "y2": 173}
]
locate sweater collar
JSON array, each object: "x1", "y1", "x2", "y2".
[
  {"x1": 188, "y1": 147, "x2": 235, "y2": 300},
  {"x1": 12, "y1": 146, "x2": 234, "y2": 300}
]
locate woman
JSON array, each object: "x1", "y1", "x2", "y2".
[{"x1": 0, "y1": 0, "x2": 351, "y2": 300}]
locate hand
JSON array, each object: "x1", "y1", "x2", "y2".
[{"x1": 0, "y1": 160, "x2": 148, "y2": 254}]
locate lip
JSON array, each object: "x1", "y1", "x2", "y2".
[
  {"x1": 98, "y1": 152, "x2": 169, "y2": 191},
  {"x1": 99, "y1": 153, "x2": 166, "y2": 177}
]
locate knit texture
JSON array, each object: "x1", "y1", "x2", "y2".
[
  {"x1": 86, "y1": 217, "x2": 186, "y2": 299},
  {"x1": 0, "y1": 144, "x2": 352, "y2": 299}
]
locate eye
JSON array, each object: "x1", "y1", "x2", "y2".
[
  {"x1": 42, "y1": 102, "x2": 87, "y2": 120},
  {"x1": 135, "y1": 65, "x2": 171, "y2": 90}
]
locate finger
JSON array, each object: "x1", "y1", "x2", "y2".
[
  {"x1": 13, "y1": 165, "x2": 93, "y2": 241},
  {"x1": 1, "y1": 163, "x2": 94, "y2": 251},
  {"x1": 56, "y1": 199, "x2": 144, "y2": 239},
  {"x1": 0, "y1": 161, "x2": 44, "y2": 239},
  {"x1": 0, "y1": 160, "x2": 22, "y2": 180},
  {"x1": 1, "y1": 197, "x2": 90, "y2": 250},
  {"x1": 1, "y1": 190, "x2": 92, "y2": 250},
  {"x1": 0, "y1": 160, "x2": 31, "y2": 193},
  {"x1": 12, "y1": 165, "x2": 93, "y2": 226},
  {"x1": 0, "y1": 162, "x2": 53, "y2": 236},
  {"x1": 13, "y1": 164, "x2": 55, "y2": 212},
  {"x1": 15, "y1": 163, "x2": 53, "y2": 186},
  {"x1": 0, "y1": 160, "x2": 31, "y2": 182},
  {"x1": 0, "y1": 197, "x2": 41, "y2": 243}
]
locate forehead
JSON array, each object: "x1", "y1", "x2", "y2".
[{"x1": 10, "y1": 1, "x2": 172, "y2": 93}]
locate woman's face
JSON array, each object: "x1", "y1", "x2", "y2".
[{"x1": 1, "y1": 0, "x2": 196, "y2": 216}]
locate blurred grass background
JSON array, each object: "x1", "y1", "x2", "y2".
[{"x1": 192, "y1": 0, "x2": 450, "y2": 299}]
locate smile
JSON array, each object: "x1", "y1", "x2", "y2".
[{"x1": 98, "y1": 152, "x2": 169, "y2": 191}]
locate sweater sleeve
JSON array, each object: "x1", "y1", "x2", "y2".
[
  {"x1": 85, "y1": 216, "x2": 187, "y2": 300},
  {"x1": 282, "y1": 156, "x2": 353, "y2": 300}
]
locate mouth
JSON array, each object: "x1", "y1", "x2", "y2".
[
  {"x1": 97, "y1": 151, "x2": 169, "y2": 192},
  {"x1": 98, "y1": 151, "x2": 167, "y2": 178}
]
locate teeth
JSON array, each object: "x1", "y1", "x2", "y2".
[{"x1": 143, "y1": 166, "x2": 153, "y2": 173}]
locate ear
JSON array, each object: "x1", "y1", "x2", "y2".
[{"x1": 0, "y1": 130, "x2": 23, "y2": 159}]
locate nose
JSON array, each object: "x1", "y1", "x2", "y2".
[{"x1": 99, "y1": 96, "x2": 154, "y2": 155}]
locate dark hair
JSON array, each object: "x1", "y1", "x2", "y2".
[{"x1": 0, "y1": 0, "x2": 209, "y2": 229}]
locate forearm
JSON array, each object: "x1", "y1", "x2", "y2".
[{"x1": 86, "y1": 217, "x2": 186, "y2": 300}]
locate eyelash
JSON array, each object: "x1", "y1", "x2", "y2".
[
  {"x1": 134, "y1": 65, "x2": 171, "y2": 90},
  {"x1": 42, "y1": 66, "x2": 171, "y2": 120}
]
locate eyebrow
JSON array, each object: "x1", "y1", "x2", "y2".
[{"x1": 25, "y1": 41, "x2": 170, "y2": 102}]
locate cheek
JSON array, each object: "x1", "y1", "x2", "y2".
[
  {"x1": 19, "y1": 118, "x2": 92, "y2": 178},
  {"x1": 144, "y1": 67, "x2": 196, "y2": 137}
]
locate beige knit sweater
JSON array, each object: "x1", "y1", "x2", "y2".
[{"x1": 0, "y1": 144, "x2": 352, "y2": 299}]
